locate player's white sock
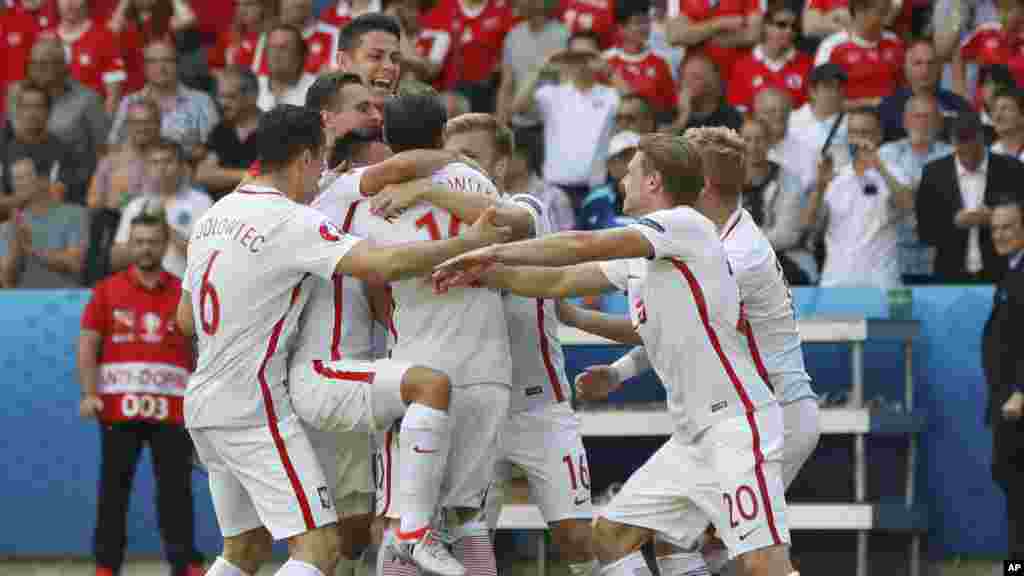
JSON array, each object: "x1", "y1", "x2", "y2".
[
  {"x1": 397, "y1": 404, "x2": 451, "y2": 539},
  {"x1": 274, "y1": 559, "x2": 325, "y2": 576},
  {"x1": 452, "y1": 520, "x2": 497, "y2": 576},
  {"x1": 379, "y1": 528, "x2": 422, "y2": 576},
  {"x1": 656, "y1": 552, "x2": 710, "y2": 576},
  {"x1": 567, "y1": 559, "x2": 599, "y2": 576},
  {"x1": 599, "y1": 551, "x2": 652, "y2": 576},
  {"x1": 205, "y1": 557, "x2": 248, "y2": 576}
]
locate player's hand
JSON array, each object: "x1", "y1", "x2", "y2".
[
  {"x1": 1002, "y1": 391, "x2": 1024, "y2": 422},
  {"x1": 79, "y1": 394, "x2": 104, "y2": 419},
  {"x1": 954, "y1": 207, "x2": 992, "y2": 229},
  {"x1": 574, "y1": 365, "x2": 622, "y2": 402},
  {"x1": 371, "y1": 180, "x2": 427, "y2": 220},
  {"x1": 466, "y1": 205, "x2": 514, "y2": 246},
  {"x1": 432, "y1": 246, "x2": 501, "y2": 292}
]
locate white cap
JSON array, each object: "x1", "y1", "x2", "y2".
[{"x1": 608, "y1": 130, "x2": 640, "y2": 159}]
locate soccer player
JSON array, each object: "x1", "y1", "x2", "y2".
[
  {"x1": 336, "y1": 13, "x2": 403, "y2": 97},
  {"x1": 564, "y1": 127, "x2": 820, "y2": 574},
  {"x1": 370, "y1": 113, "x2": 598, "y2": 576},
  {"x1": 177, "y1": 105, "x2": 509, "y2": 576},
  {"x1": 432, "y1": 132, "x2": 799, "y2": 576}
]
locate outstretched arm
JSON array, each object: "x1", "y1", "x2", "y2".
[
  {"x1": 355, "y1": 149, "x2": 464, "y2": 197},
  {"x1": 558, "y1": 300, "x2": 641, "y2": 345},
  {"x1": 467, "y1": 263, "x2": 615, "y2": 299}
]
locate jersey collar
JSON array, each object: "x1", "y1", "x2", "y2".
[
  {"x1": 753, "y1": 45, "x2": 796, "y2": 73},
  {"x1": 720, "y1": 208, "x2": 744, "y2": 241}
]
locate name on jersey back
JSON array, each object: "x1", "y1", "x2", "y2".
[{"x1": 193, "y1": 217, "x2": 266, "y2": 254}]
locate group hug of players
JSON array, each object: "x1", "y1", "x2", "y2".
[{"x1": 176, "y1": 20, "x2": 820, "y2": 576}]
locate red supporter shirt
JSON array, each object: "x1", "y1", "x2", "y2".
[
  {"x1": 416, "y1": 26, "x2": 452, "y2": 89},
  {"x1": 252, "y1": 22, "x2": 341, "y2": 76},
  {"x1": 318, "y1": 0, "x2": 383, "y2": 29},
  {"x1": 208, "y1": 28, "x2": 260, "y2": 71},
  {"x1": 4, "y1": 0, "x2": 58, "y2": 30},
  {"x1": 814, "y1": 30, "x2": 904, "y2": 101},
  {"x1": 806, "y1": 0, "x2": 845, "y2": 11},
  {"x1": 728, "y1": 45, "x2": 812, "y2": 111},
  {"x1": 421, "y1": 0, "x2": 517, "y2": 89},
  {"x1": 55, "y1": 20, "x2": 127, "y2": 98},
  {"x1": 603, "y1": 47, "x2": 677, "y2": 112},
  {"x1": 558, "y1": 0, "x2": 617, "y2": 49},
  {"x1": 960, "y1": 22, "x2": 1024, "y2": 106},
  {"x1": 81, "y1": 268, "x2": 193, "y2": 425},
  {"x1": 667, "y1": 0, "x2": 763, "y2": 82},
  {"x1": 0, "y1": 9, "x2": 41, "y2": 91}
]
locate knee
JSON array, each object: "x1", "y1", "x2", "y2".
[
  {"x1": 550, "y1": 519, "x2": 593, "y2": 560},
  {"x1": 402, "y1": 367, "x2": 451, "y2": 411},
  {"x1": 223, "y1": 529, "x2": 273, "y2": 574}
]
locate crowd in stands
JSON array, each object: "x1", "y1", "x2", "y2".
[{"x1": 1, "y1": 0, "x2": 1023, "y2": 295}]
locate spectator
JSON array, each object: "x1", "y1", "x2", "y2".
[
  {"x1": 496, "y1": 0, "x2": 568, "y2": 129},
  {"x1": 87, "y1": 98, "x2": 160, "y2": 210},
  {"x1": 4, "y1": 0, "x2": 59, "y2": 30},
  {"x1": 0, "y1": 156, "x2": 87, "y2": 288},
  {"x1": 579, "y1": 129, "x2": 636, "y2": 231},
  {"x1": 420, "y1": 0, "x2": 516, "y2": 111},
  {"x1": 953, "y1": 0, "x2": 1024, "y2": 105},
  {"x1": 0, "y1": 0, "x2": 49, "y2": 101},
  {"x1": 320, "y1": 0, "x2": 382, "y2": 29},
  {"x1": 917, "y1": 110, "x2": 1023, "y2": 282},
  {"x1": 665, "y1": 0, "x2": 763, "y2": 83},
  {"x1": 254, "y1": 0, "x2": 340, "y2": 76},
  {"x1": 668, "y1": 54, "x2": 742, "y2": 132},
  {"x1": 603, "y1": 0, "x2": 676, "y2": 114},
  {"x1": 977, "y1": 64, "x2": 1017, "y2": 143},
  {"x1": 992, "y1": 87, "x2": 1024, "y2": 161},
  {"x1": 509, "y1": 48, "x2": 619, "y2": 211},
  {"x1": 194, "y1": 66, "x2": 262, "y2": 200},
  {"x1": 336, "y1": 12, "x2": 403, "y2": 99},
  {"x1": 504, "y1": 128, "x2": 576, "y2": 232},
  {"x1": 53, "y1": 0, "x2": 129, "y2": 114},
  {"x1": 788, "y1": 63, "x2": 850, "y2": 172},
  {"x1": 383, "y1": 0, "x2": 442, "y2": 86},
  {"x1": 814, "y1": 0, "x2": 905, "y2": 107},
  {"x1": 306, "y1": 72, "x2": 383, "y2": 164},
  {"x1": 107, "y1": 39, "x2": 218, "y2": 160},
  {"x1": 615, "y1": 93, "x2": 657, "y2": 134},
  {"x1": 741, "y1": 116, "x2": 811, "y2": 284},
  {"x1": 879, "y1": 40, "x2": 972, "y2": 143},
  {"x1": 728, "y1": 0, "x2": 812, "y2": 114},
  {"x1": 755, "y1": 86, "x2": 818, "y2": 195},
  {"x1": 557, "y1": 0, "x2": 617, "y2": 49},
  {"x1": 879, "y1": 94, "x2": 954, "y2": 282},
  {"x1": 648, "y1": 0, "x2": 684, "y2": 80},
  {"x1": 7, "y1": 37, "x2": 109, "y2": 199},
  {"x1": 256, "y1": 24, "x2": 317, "y2": 111},
  {"x1": 0, "y1": 83, "x2": 80, "y2": 203},
  {"x1": 107, "y1": 0, "x2": 200, "y2": 94},
  {"x1": 78, "y1": 210, "x2": 202, "y2": 576},
  {"x1": 934, "y1": 0, "x2": 999, "y2": 64},
  {"x1": 207, "y1": 0, "x2": 269, "y2": 75},
  {"x1": 112, "y1": 139, "x2": 210, "y2": 277},
  {"x1": 801, "y1": 0, "x2": 850, "y2": 42},
  {"x1": 804, "y1": 107, "x2": 914, "y2": 289}
]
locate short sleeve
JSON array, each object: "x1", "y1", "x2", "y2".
[
  {"x1": 81, "y1": 281, "x2": 108, "y2": 333},
  {"x1": 627, "y1": 208, "x2": 711, "y2": 261},
  {"x1": 509, "y1": 193, "x2": 549, "y2": 236},
  {"x1": 287, "y1": 205, "x2": 365, "y2": 281},
  {"x1": 599, "y1": 259, "x2": 631, "y2": 290}
]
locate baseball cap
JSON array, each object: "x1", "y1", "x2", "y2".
[
  {"x1": 809, "y1": 63, "x2": 848, "y2": 85},
  {"x1": 608, "y1": 130, "x2": 641, "y2": 159}
]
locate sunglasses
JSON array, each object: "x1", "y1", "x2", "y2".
[{"x1": 770, "y1": 19, "x2": 797, "y2": 29}]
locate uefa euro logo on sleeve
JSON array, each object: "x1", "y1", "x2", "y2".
[{"x1": 1007, "y1": 560, "x2": 1022, "y2": 575}]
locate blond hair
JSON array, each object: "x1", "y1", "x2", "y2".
[
  {"x1": 682, "y1": 126, "x2": 747, "y2": 199},
  {"x1": 637, "y1": 132, "x2": 704, "y2": 206},
  {"x1": 444, "y1": 113, "x2": 515, "y2": 158}
]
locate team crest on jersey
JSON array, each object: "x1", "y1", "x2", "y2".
[
  {"x1": 846, "y1": 51, "x2": 860, "y2": 64},
  {"x1": 636, "y1": 217, "x2": 665, "y2": 233},
  {"x1": 80, "y1": 53, "x2": 92, "y2": 66},
  {"x1": 113, "y1": 308, "x2": 134, "y2": 330},
  {"x1": 786, "y1": 74, "x2": 802, "y2": 89},
  {"x1": 311, "y1": 42, "x2": 322, "y2": 54},
  {"x1": 319, "y1": 221, "x2": 343, "y2": 242},
  {"x1": 986, "y1": 38, "x2": 1000, "y2": 50},
  {"x1": 647, "y1": 66, "x2": 657, "y2": 78},
  {"x1": 752, "y1": 75, "x2": 764, "y2": 87},
  {"x1": 141, "y1": 312, "x2": 163, "y2": 343}
]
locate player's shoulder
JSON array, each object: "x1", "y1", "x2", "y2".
[
  {"x1": 508, "y1": 192, "x2": 545, "y2": 215},
  {"x1": 636, "y1": 205, "x2": 717, "y2": 237},
  {"x1": 723, "y1": 211, "x2": 775, "y2": 268},
  {"x1": 432, "y1": 162, "x2": 498, "y2": 194}
]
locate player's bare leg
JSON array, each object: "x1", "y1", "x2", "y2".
[
  {"x1": 335, "y1": 497, "x2": 372, "y2": 576},
  {"x1": 282, "y1": 523, "x2": 343, "y2": 576},
  {"x1": 591, "y1": 519, "x2": 657, "y2": 576},
  {"x1": 206, "y1": 527, "x2": 274, "y2": 576}
]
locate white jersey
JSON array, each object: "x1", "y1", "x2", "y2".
[
  {"x1": 721, "y1": 209, "x2": 815, "y2": 405},
  {"x1": 600, "y1": 207, "x2": 776, "y2": 442},
  {"x1": 503, "y1": 193, "x2": 571, "y2": 412},
  {"x1": 292, "y1": 169, "x2": 388, "y2": 364},
  {"x1": 361, "y1": 162, "x2": 512, "y2": 388},
  {"x1": 184, "y1": 185, "x2": 363, "y2": 429}
]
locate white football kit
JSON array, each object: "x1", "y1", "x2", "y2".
[
  {"x1": 490, "y1": 194, "x2": 592, "y2": 525},
  {"x1": 597, "y1": 207, "x2": 790, "y2": 559},
  {"x1": 720, "y1": 208, "x2": 820, "y2": 488},
  {"x1": 185, "y1": 184, "x2": 363, "y2": 540},
  {"x1": 363, "y1": 162, "x2": 513, "y2": 513}
]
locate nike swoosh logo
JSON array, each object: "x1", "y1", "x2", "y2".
[
  {"x1": 412, "y1": 446, "x2": 437, "y2": 454},
  {"x1": 574, "y1": 496, "x2": 589, "y2": 505},
  {"x1": 738, "y1": 526, "x2": 760, "y2": 541}
]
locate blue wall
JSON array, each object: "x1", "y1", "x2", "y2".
[{"x1": 0, "y1": 287, "x2": 1006, "y2": 558}]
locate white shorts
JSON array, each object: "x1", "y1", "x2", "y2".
[
  {"x1": 290, "y1": 358, "x2": 412, "y2": 434},
  {"x1": 600, "y1": 407, "x2": 790, "y2": 560},
  {"x1": 307, "y1": 424, "x2": 374, "y2": 508},
  {"x1": 190, "y1": 415, "x2": 338, "y2": 540},
  {"x1": 494, "y1": 402, "x2": 593, "y2": 523},
  {"x1": 781, "y1": 398, "x2": 820, "y2": 489},
  {"x1": 374, "y1": 384, "x2": 510, "y2": 517}
]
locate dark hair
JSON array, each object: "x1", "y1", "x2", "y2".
[
  {"x1": 220, "y1": 65, "x2": 259, "y2": 97},
  {"x1": 616, "y1": 0, "x2": 650, "y2": 23},
  {"x1": 329, "y1": 131, "x2": 379, "y2": 169},
  {"x1": 338, "y1": 12, "x2": 402, "y2": 52},
  {"x1": 383, "y1": 93, "x2": 446, "y2": 152},
  {"x1": 269, "y1": 23, "x2": 308, "y2": 63},
  {"x1": 130, "y1": 211, "x2": 170, "y2": 239},
  {"x1": 254, "y1": 105, "x2": 324, "y2": 171},
  {"x1": 306, "y1": 72, "x2": 364, "y2": 112},
  {"x1": 17, "y1": 82, "x2": 51, "y2": 111}
]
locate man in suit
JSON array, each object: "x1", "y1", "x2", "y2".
[
  {"x1": 916, "y1": 111, "x2": 1024, "y2": 283},
  {"x1": 985, "y1": 202, "x2": 1024, "y2": 558}
]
